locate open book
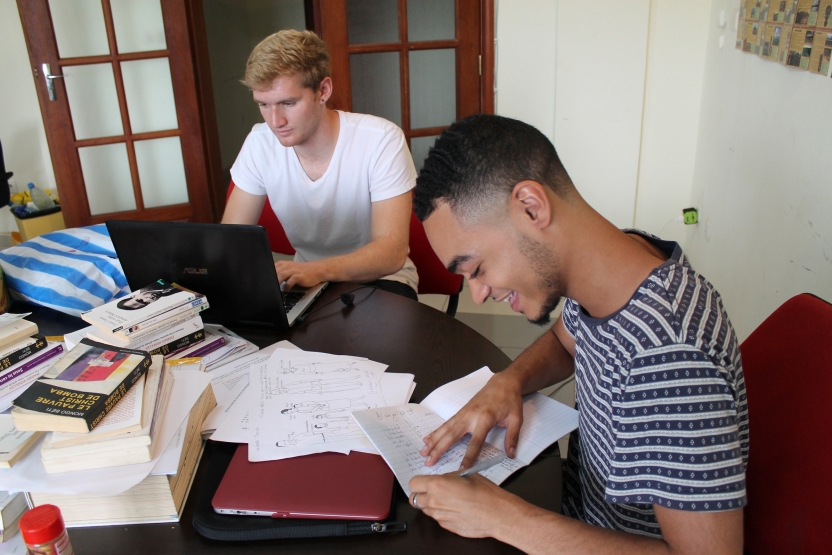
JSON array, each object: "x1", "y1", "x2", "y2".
[{"x1": 352, "y1": 367, "x2": 579, "y2": 496}]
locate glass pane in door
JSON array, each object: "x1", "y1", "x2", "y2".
[
  {"x1": 48, "y1": 0, "x2": 110, "y2": 58},
  {"x1": 410, "y1": 135, "x2": 439, "y2": 172},
  {"x1": 350, "y1": 52, "x2": 402, "y2": 126},
  {"x1": 78, "y1": 143, "x2": 136, "y2": 215},
  {"x1": 63, "y1": 64, "x2": 124, "y2": 140},
  {"x1": 110, "y1": 0, "x2": 167, "y2": 53},
  {"x1": 409, "y1": 49, "x2": 456, "y2": 128},
  {"x1": 135, "y1": 137, "x2": 189, "y2": 208},
  {"x1": 347, "y1": 0, "x2": 399, "y2": 45},
  {"x1": 407, "y1": 0, "x2": 456, "y2": 42},
  {"x1": 121, "y1": 58, "x2": 178, "y2": 133}
]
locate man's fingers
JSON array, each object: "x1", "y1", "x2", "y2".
[
  {"x1": 421, "y1": 419, "x2": 454, "y2": 455},
  {"x1": 504, "y1": 412, "x2": 523, "y2": 458},
  {"x1": 459, "y1": 425, "x2": 489, "y2": 470},
  {"x1": 424, "y1": 424, "x2": 468, "y2": 465}
]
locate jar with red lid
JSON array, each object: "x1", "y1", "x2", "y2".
[{"x1": 19, "y1": 504, "x2": 74, "y2": 555}]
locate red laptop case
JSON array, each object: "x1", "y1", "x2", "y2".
[{"x1": 212, "y1": 444, "x2": 395, "y2": 520}]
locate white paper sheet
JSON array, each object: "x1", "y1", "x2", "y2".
[
  {"x1": 352, "y1": 366, "x2": 579, "y2": 496},
  {"x1": 0, "y1": 313, "x2": 30, "y2": 329},
  {"x1": 0, "y1": 530, "x2": 25, "y2": 554},
  {"x1": 247, "y1": 349, "x2": 387, "y2": 461},
  {"x1": 150, "y1": 419, "x2": 186, "y2": 476},
  {"x1": 0, "y1": 369, "x2": 212, "y2": 495}
]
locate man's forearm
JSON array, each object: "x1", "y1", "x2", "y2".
[
  {"x1": 503, "y1": 327, "x2": 574, "y2": 396},
  {"x1": 313, "y1": 235, "x2": 408, "y2": 284},
  {"x1": 496, "y1": 501, "x2": 671, "y2": 555}
]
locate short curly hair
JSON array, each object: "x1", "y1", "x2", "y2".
[
  {"x1": 242, "y1": 30, "x2": 331, "y2": 91},
  {"x1": 414, "y1": 115, "x2": 574, "y2": 223}
]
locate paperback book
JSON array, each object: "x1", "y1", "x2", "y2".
[
  {"x1": 81, "y1": 280, "x2": 206, "y2": 335},
  {"x1": 0, "y1": 319, "x2": 38, "y2": 351},
  {"x1": 11, "y1": 339, "x2": 151, "y2": 433},
  {"x1": 0, "y1": 335, "x2": 45, "y2": 369}
]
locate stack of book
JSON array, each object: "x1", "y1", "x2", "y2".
[
  {"x1": 65, "y1": 282, "x2": 257, "y2": 369},
  {"x1": 0, "y1": 316, "x2": 65, "y2": 414},
  {"x1": 10, "y1": 339, "x2": 153, "y2": 434},
  {"x1": 0, "y1": 492, "x2": 27, "y2": 542},
  {"x1": 79, "y1": 280, "x2": 210, "y2": 358},
  {"x1": 30, "y1": 376, "x2": 216, "y2": 526}
]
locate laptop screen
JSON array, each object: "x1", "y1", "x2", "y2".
[{"x1": 106, "y1": 220, "x2": 289, "y2": 329}]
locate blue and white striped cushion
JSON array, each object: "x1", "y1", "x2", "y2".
[{"x1": 0, "y1": 225, "x2": 129, "y2": 317}]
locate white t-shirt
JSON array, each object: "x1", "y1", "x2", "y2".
[{"x1": 230, "y1": 111, "x2": 418, "y2": 290}]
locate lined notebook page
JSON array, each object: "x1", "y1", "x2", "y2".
[
  {"x1": 352, "y1": 404, "x2": 509, "y2": 496},
  {"x1": 352, "y1": 384, "x2": 579, "y2": 496}
]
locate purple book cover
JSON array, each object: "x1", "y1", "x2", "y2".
[{"x1": 0, "y1": 344, "x2": 64, "y2": 387}]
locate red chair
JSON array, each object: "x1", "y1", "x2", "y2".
[
  {"x1": 408, "y1": 211, "x2": 463, "y2": 315},
  {"x1": 740, "y1": 293, "x2": 832, "y2": 554},
  {"x1": 225, "y1": 182, "x2": 463, "y2": 315}
]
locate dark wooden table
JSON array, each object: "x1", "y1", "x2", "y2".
[{"x1": 17, "y1": 283, "x2": 562, "y2": 554}]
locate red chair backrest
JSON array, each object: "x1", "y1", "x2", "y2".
[
  {"x1": 740, "y1": 293, "x2": 832, "y2": 554},
  {"x1": 227, "y1": 181, "x2": 295, "y2": 255},
  {"x1": 408, "y1": 211, "x2": 463, "y2": 296},
  {"x1": 226, "y1": 181, "x2": 462, "y2": 296}
]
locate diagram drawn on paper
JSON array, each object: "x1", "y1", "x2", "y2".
[{"x1": 248, "y1": 349, "x2": 388, "y2": 462}]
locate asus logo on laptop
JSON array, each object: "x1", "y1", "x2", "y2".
[{"x1": 183, "y1": 268, "x2": 208, "y2": 275}]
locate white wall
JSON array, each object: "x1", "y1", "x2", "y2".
[
  {"x1": 683, "y1": 0, "x2": 832, "y2": 340},
  {"x1": 495, "y1": 0, "x2": 558, "y2": 142},
  {"x1": 634, "y1": 1, "x2": 712, "y2": 245},
  {"x1": 203, "y1": 0, "x2": 306, "y2": 183},
  {"x1": 549, "y1": 1, "x2": 711, "y2": 241},
  {"x1": 0, "y1": 0, "x2": 57, "y2": 233},
  {"x1": 554, "y1": 0, "x2": 650, "y2": 229}
]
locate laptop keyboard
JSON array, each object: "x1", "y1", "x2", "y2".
[{"x1": 282, "y1": 291, "x2": 305, "y2": 312}]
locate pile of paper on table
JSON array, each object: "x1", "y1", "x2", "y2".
[
  {"x1": 0, "y1": 492, "x2": 26, "y2": 542},
  {"x1": 200, "y1": 341, "x2": 417, "y2": 463},
  {"x1": 0, "y1": 313, "x2": 66, "y2": 415}
]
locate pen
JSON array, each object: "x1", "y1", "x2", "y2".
[{"x1": 457, "y1": 453, "x2": 507, "y2": 477}]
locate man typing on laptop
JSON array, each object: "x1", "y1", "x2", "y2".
[{"x1": 222, "y1": 30, "x2": 418, "y2": 300}]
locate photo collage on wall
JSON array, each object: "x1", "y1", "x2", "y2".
[{"x1": 737, "y1": 0, "x2": 832, "y2": 77}]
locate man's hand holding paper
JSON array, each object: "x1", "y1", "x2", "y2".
[{"x1": 419, "y1": 370, "x2": 525, "y2": 470}]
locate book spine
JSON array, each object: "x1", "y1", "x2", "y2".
[
  {"x1": 118, "y1": 307, "x2": 206, "y2": 345},
  {"x1": 0, "y1": 344, "x2": 64, "y2": 390},
  {"x1": 149, "y1": 330, "x2": 205, "y2": 358},
  {"x1": 0, "y1": 335, "x2": 46, "y2": 371},
  {"x1": 169, "y1": 336, "x2": 225, "y2": 359},
  {"x1": 119, "y1": 299, "x2": 208, "y2": 337}
]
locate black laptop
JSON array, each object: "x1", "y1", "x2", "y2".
[{"x1": 106, "y1": 220, "x2": 325, "y2": 331}]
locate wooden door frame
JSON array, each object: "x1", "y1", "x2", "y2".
[
  {"x1": 311, "y1": 0, "x2": 494, "y2": 120},
  {"x1": 17, "y1": 0, "x2": 216, "y2": 227}
]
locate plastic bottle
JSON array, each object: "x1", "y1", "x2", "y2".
[
  {"x1": 27, "y1": 182, "x2": 55, "y2": 210},
  {"x1": 19, "y1": 504, "x2": 75, "y2": 555}
]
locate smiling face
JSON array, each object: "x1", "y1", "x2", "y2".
[
  {"x1": 424, "y1": 200, "x2": 564, "y2": 325},
  {"x1": 253, "y1": 74, "x2": 330, "y2": 148}
]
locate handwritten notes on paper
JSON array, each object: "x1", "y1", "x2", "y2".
[{"x1": 352, "y1": 367, "x2": 579, "y2": 496}]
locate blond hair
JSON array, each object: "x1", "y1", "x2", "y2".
[{"x1": 242, "y1": 30, "x2": 331, "y2": 91}]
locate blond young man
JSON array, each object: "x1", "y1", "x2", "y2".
[{"x1": 222, "y1": 30, "x2": 418, "y2": 298}]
